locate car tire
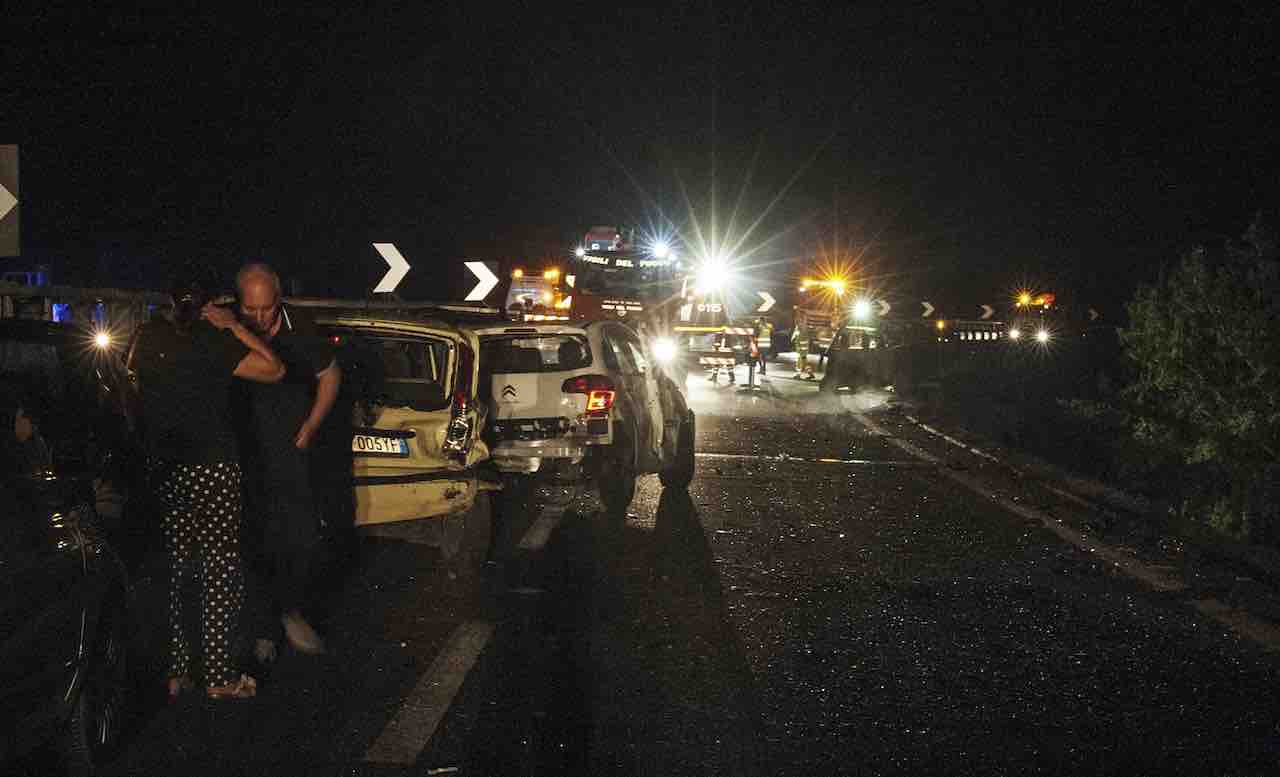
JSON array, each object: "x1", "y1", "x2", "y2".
[
  {"x1": 598, "y1": 424, "x2": 637, "y2": 518},
  {"x1": 61, "y1": 587, "x2": 130, "y2": 777},
  {"x1": 659, "y1": 410, "x2": 695, "y2": 490}
]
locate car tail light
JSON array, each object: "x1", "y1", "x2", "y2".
[
  {"x1": 444, "y1": 344, "x2": 477, "y2": 462},
  {"x1": 562, "y1": 374, "x2": 615, "y2": 413}
]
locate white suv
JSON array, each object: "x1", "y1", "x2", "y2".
[{"x1": 472, "y1": 320, "x2": 695, "y2": 514}]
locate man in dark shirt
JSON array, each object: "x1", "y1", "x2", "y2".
[{"x1": 234, "y1": 262, "x2": 342, "y2": 658}]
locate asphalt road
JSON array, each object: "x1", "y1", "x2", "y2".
[{"x1": 30, "y1": 361, "x2": 1280, "y2": 775}]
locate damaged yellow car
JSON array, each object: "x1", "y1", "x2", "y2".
[{"x1": 299, "y1": 301, "x2": 497, "y2": 565}]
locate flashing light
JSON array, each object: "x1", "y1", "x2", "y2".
[
  {"x1": 93, "y1": 331, "x2": 113, "y2": 349},
  {"x1": 512, "y1": 268, "x2": 524, "y2": 279},
  {"x1": 544, "y1": 268, "x2": 560, "y2": 281},
  {"x1": 1036, "y1": 329, "x2": 1050, "y2": 344},
  {"x1": 852, "y1": 299, "x2": 873, "y2": 320},
  {"x1": 574, "y1": 246, "x2": 586, "y2": 258},
  {"x1": 652, "y1": 337, "x2": 678, "y2": 364},
  {"x1": 1017, "y1": 291, "x2": 1032, "y2": 307},
  {"x1": 1009, "y1": 327, "x2": 1021, "y2": 340},
  {"x1": 651, "y1": 241, "x2": 670, "y2": 260},
  {"x1": 936, "y1": 319, "x2": 946, "y2": 331}
]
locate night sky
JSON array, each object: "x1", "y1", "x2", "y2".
[{"x1": 4, "y1": 2, "x2": 1276, "y2": 316}]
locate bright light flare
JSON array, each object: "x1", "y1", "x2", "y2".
[
  {"x1": 574, "y1": 246, "x2": 586, "y2": 258},
  {"x1": 1009, "y1": 327, "x2": 1021, "y2": 340},
  {"x1": 652, "y1": 337, "x2": 678, "y2": 364},
  {"x1": 1017, "y1": 291, "x2": 1032, "y2": 307},
  {"x1": 512, "y1": 268, "x2": 524, "y2": 278},
  {"x1": 694, "y1": 256, "x2": 729, "y2": 295},
  {"x1": 1035, "y1": 329, "x2": 1050, "y2": 344},
  {"x1": 651, "y1": 241, "x2": 670, "y2": 260},
  {"x1": 543, "y1": 268, "x2": 560, "y2": 281},
  {"x1": 93, "y1": 331, "x2": 113, "y2": 349},
  {"x1": 852, "y1": 299, "x2": 873, "y2": 320}
]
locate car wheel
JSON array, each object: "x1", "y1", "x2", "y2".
[
  {"x1": 659, "y1": 410, "x2": 695, "y2": 490},
  {"x1": 598, "y1": 424, "x2": 637, "y2": 518},
  {"x1": 62, "y1": 587, "x2": 130, "y2": 777}
]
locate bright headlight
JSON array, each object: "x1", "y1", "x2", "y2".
[
  {"x1": 852, "y1": 299, "x2": 873, "y2": 320},
  {"x1": 93, "y1": 331, "x2": 113, "y2": 349},
  {"x1": 1036, "y1": 329, "x2": 1050, "y2": 343},
  {"x1": 652, "y1": 337, "x2": 678, "y2": 364}
]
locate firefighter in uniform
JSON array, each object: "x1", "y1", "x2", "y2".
[
  {"x1": 754, "y1": 317, "x2": 772, "y2": 375},
  {"x1": 792, "y1": 313, "x2": 815, "y2": 380}
]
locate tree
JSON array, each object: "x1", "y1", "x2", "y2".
[{"x1": 1122, "y1": 211, "x2": 1280, "y2": 539}]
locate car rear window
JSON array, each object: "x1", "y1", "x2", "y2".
[
  {"x1": 324, "y1": 328, "x2": 453, "y2": 411},
  {"x1": 481, "y1": 334, "x2": 591, "y2": 374}
]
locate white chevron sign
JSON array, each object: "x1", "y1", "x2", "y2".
[
  {"x1": 979, "y1": 304, "x2": 995, "y2": 320},
  {"x1": 463, "y1": 261, "x2": 499, "y2": 301},
  {"x1": 756, "y1": 291, "x2": 776, "y2": 313},
  {"x1": 372, "y1": 243, "x2": 410, "y2": 293},
  {"x1": 921, "y1": 301, "x2": 934, "y2": 318}
]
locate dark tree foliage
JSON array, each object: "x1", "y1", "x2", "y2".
[{"x1": 1122, "y1": 212, "x2": 1280, "y2": 539}]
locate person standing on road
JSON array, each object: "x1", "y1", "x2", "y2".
[
  {"x1": 128, "y1": 273, "x2": 285, "y2": 701},
  {"x1": 234, "y1": 262, "x2": 342, "y2": 659}
]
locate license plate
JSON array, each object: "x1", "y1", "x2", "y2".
[{"x1": 351, "y1": 434, "x2": 410, "y2": 456}]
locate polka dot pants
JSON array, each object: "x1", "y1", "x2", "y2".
[{"x1": 154, "y1": 460, "x2": 245, "y2": 688}]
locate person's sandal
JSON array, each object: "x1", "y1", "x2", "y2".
[
  {"x1": 206, "y1": 674, "x2": 258, "y2": 701},
  {"x1": 166, "y1": 675, "x2": 193, "y2": 704}
]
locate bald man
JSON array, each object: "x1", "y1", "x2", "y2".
[{"x1": 234, "y1": 263, "x2": 341, "y2": 657}]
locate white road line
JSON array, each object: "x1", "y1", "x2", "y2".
[
  {"x1": 517, "y1": 513, "x2": 562, "y2": 551},
  {"x1": 364, "y1": 621, "x2": 494, "y2": 766},
  {"x1": 905, "y1": 414, "x2": 1000, "y2": 463},
  {"x1": 695, "y1": 451, "x2": 922, "y2": 466},
  {"x1": 853, "y1": 412, "x2": 1280, "y2": 652}
]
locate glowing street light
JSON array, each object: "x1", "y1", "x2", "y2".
[
  {"x1": 1008, "y1": 327, "x2": 1021, "y2": 340},
  {"x1": 93, "y1": 331, "x2": 112, "y2": 349},
  {"x1": 651, "y1": 241, "x2": 671, "y2": 260},
  {"x1": 1035, "y1": 329, "x2": 1050, "y2": 343}
]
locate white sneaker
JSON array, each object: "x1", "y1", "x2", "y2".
[{"x1": 282, "y1": 612, "x2": 326, "y2": 655}]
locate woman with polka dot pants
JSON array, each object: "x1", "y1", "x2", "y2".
[{"x1": 128, "y1": 273, "x2": 285, "y2": 700}]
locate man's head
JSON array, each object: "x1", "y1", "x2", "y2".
[{"x1": 237, "y1": 262, "x2": 284, "y2": 335}]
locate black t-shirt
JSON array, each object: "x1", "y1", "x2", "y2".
[
  {"x1": 243, "y1": 306, "x2": 335, "y2": 455},
  {"x1": 130, "y1": 319, "x2": 250, "y2": 464}
]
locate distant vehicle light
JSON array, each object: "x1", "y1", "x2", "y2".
[
  {"x1": 1017, "y1": 291, "x2": 1032, "y2": 307},
  {"x1": 652, "y1": 337, "x2": 678, "y2": 364},
  {"x1": 574, "y1": 247, "x2": 586, "y2": 258},
  {"x1": 936, "y1": 319, "x2": 946, "y2": 331},
  {"x1": 1009, "y1": 327, "x2": 1021, "y2": 340},
  {"x1": 512, "y1": 268, "x2": 524, "y2": 278},
  {"x1": 1036, "y1": 329, "x2": 1050, "y2": 343},
  {"x1": 852, "y1": 299, "x2": 873, "y2": 320},
  {"x1": 541, "y1": 291, "x2": 553, "y2": 303},
  {"x1": 544, "y1": 268, "x2": 560, "y2": 280}
]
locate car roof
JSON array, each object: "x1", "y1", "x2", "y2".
[
  {"x1": 470, "y1": 323, "x2": 589, "y2": 337},
  {"x1": 0, "y1": 318, "x2": 94, "y2": 345}
]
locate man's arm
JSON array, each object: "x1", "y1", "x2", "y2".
[
  {"x1": 202, "y1": 303, "x2": 286, "y2": 383},
  {"x1": 294, "y1": 359, "x2": 341, "y2": 449}
]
